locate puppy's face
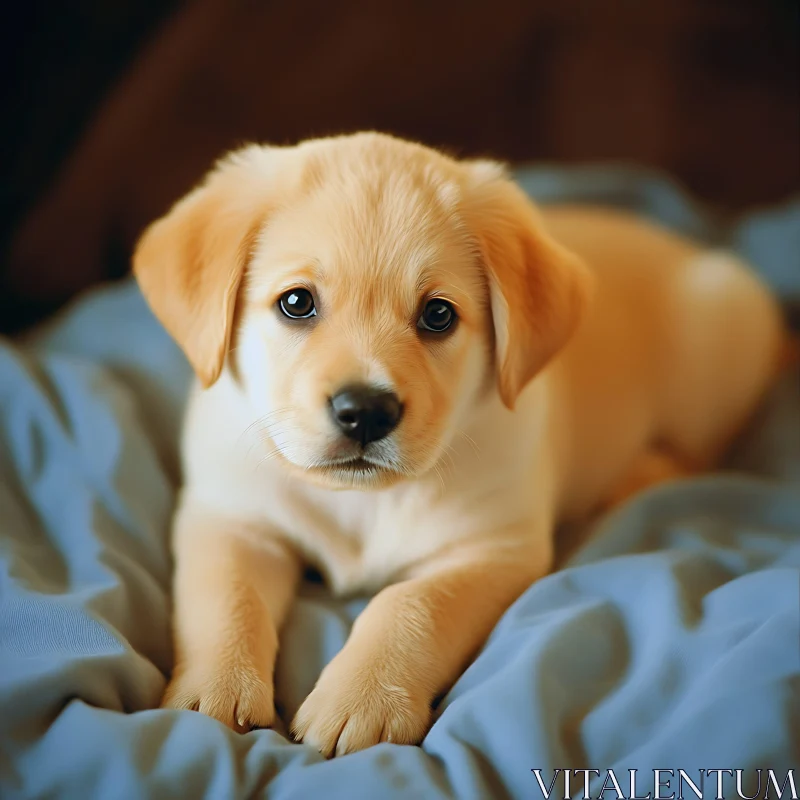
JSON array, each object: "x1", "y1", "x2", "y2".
[
  {"x1": 134, "y1": 134, "x2": 592, "y2": 490},
  {"x1": 236, "y1": 168, "x2": 489, "y2": 488}
]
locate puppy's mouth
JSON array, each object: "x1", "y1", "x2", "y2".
[
  {"x1": 315, "y1": 455, "x2": 393, "y2": 473},
  {"x1": 332, "y1": 456, "x2": 376, "y2": 470},
  {"x1": 306, "y1": 454, "x2": 403, "y2": 485}
]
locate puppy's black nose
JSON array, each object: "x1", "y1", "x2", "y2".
[{"x1": 329, "y1": 385, "x2": 403, "y2": 445}]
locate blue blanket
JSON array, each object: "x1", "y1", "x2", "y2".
[{"x1": 1, "y1": 167, "x2": 798, "y2": 800}]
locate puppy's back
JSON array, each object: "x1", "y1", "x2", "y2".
[{"x1": 539, "y1": 205, "x2": 785, "y2": 469}]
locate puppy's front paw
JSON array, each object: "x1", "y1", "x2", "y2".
[
  {"x1": 162, "y1": 658, "x2": 275, "y2": 732},
  {"x1": 291, "y1": 661, "x2": 431, "y2": 757}
]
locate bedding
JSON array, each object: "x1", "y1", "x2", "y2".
[{"x1": 1, "y1": 166, "x2": 798, "y2": 800}]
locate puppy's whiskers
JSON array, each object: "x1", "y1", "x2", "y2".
[
  {"x1": 238, "y1": 407, "x2": 300, "y2": 465},
  {"x1": 457, "y1": 430, "x2": 482, "y2": 458},
  {"x1": 239, "y1": 407, "x2": 295, "y2": 444},
  {"x1": 254, "y1": 447, "x2": 284, "y2": 472},
  {"x1": 431, "y1": 461, "x2": 446, "y2": 496}
]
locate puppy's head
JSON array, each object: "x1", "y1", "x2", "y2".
[{"x1": 134, "y1": 133, "x2": 592, "y2": 489}]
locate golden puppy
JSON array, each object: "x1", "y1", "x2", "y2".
[{"x1": 133, "y1": 132, "x2": 785, "y2": 757}]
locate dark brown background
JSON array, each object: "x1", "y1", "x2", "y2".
[{"x1": 2, "y1": 0, "x2": 798, "y2": 333}]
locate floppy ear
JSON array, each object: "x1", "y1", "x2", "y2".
[
  {"x1": 132, "y1": 146, "x2": 278, "y2": 387},
  {"x1": 463, "y1": 161, "x2": 595, "y2": 409}
]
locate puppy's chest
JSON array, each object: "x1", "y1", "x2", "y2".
[{"x1": 278, "y1": 486, "x2": 464, "y2": 596}]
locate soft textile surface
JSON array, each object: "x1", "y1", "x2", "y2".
[{"x1": 1, "y1": 168, "x2": 798, "y2": 800}]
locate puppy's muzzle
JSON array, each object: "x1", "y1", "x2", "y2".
[{"x1": 329, "y1": 384, "x2": 403, "y2": 446}]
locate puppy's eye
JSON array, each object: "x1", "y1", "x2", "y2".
[
  {"x1": 417, "y1": 299, "x2": 456, "y2": 333},
  {"x1": 279, "y1": 288, "x2": 316, "y2": 319}
]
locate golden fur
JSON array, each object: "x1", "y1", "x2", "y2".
[{"x1": 133, "y1": 132, "x2": 785, "y2": 756}]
